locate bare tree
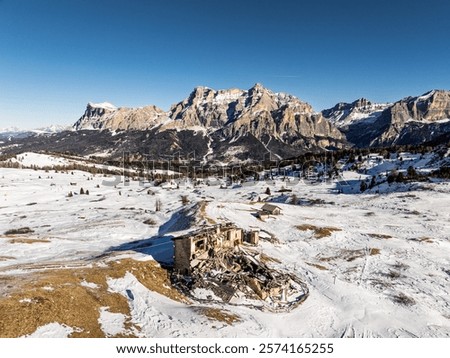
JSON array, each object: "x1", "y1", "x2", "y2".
[{"x1": 155, "y1": 198, "x2": 162, "y2": 212}]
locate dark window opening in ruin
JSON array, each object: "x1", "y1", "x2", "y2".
[{"x1": 195, "y1": 239, "x2": 205, "y2": 251}]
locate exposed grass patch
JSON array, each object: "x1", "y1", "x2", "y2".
[
  {"x1": 199, "y1": 201, "x2": 216, "y2": 225},
  {"x1": 296, "y1": 224, "x2": 341, "y2": 239},
  {"x1": 0, "y1": 256, "x2": 15, "y2": 262},
  {"x1": 8, "y1": 238, "x2": 50, "y2": 244},
  {"x1": 306, "y1": 262, "x2": 328, "y2": 271},
  {"x1": 4, "y1": 227, "x2": 34, "y2": 235},
  {"x1": 259, "y1": 253, "x2": 281, "y2": 264},
  {"x1": 143, "y1": 218, "x2": 156, "y2": 226},
  {"x1": 367, "y1": 233, "x2": 392, "y2": 240},
  {"x1": 319, "y1": 247, "x2": 379, "y2": 263},
  {"x1": 409, "y1": 237, "x2": 434, "y2": 243},
  {"x1": 391, "y1": 292, "x2": 415, "y2": 306},
  {"x1": 0, "y1": 257, "x2": 188, "y2": 338},
  {"x1": 384, "y1": 270, "x2": 402, "y2": 279},
  {"x1": 194, "y1": 307, "x2": 240, "y2": 325}
]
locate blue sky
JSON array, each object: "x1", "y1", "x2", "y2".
[{"x1": 0, "y1": 0, "x2": 449, "y2": 129}]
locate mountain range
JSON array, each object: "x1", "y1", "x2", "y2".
[{"x1": 1, "y1": 84, "x2": 449, "y2": 161}]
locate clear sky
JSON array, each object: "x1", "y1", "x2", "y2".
[{"x1": 0, "y1": 0, "x2": 449, "y2": 129}]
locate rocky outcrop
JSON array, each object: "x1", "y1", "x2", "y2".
[{"x1": 73, "y1": 102, "x2": 168, "y2": 131}]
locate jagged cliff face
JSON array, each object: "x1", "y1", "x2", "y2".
[
  {"x1": 168, "y1": 84, "x2": 345, "y2": 150},
  {"x1": 73, "y1": 102, "x2": 168, "y2": 131},
  {"x1": 322, "y1": 90, "x2": 450, "y2": 147},
  {"x1": 373, "y1": 90, "x2": 450, "y2": 146}
]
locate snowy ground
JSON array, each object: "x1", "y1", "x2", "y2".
[{"x1": 0, "y1": 152, "x2": 449, "y2": 338}]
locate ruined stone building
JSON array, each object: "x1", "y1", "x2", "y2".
[{"x1": 172, "y1": 223, "x2": 259, "y2": 274}]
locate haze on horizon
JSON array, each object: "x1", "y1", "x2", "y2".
[{"x1": 0, "y1": 0, "x2": 449, "y2": 129}]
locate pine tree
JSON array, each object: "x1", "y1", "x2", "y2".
[
  {"x1": 407, "y1": 166, "x2": 417, "y2": 179},
  {"x1": 360, "y1": 180, "x2": 368, "y2": 192},
  {"x1": 80, "y1": 187, "x2": 85, "y2": 195},
  {"x1": 396, "y1": 172, "x2": 405, "y2": 183},
  {"x1": 265, "y1": 187, "x2": 271, "y2": 195}
]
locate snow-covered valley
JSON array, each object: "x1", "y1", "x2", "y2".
[{"x1": 0, "y1": 152, "x2": 449, "y2": 338}]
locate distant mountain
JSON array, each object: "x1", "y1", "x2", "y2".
[
  {"x1": 0, "y1": 124, "x2": 71, "y2": 141},
  {"x1": 73, "y1": 102, "x2": 168, "y2": 131},
  {"x1": 1, "y1": 86, "x2": 449, "y2": 160},
  {"x1": 67, "y1": 84, "x2": 346, "y2": 161},
  {"x1": 322, "y1": 90, "x2": 450, "y2": 147},
  {"x1": 167, "y1": 84, "x2": 345, "y2": 159},
  {"x1": 321, "y1": 98, "x2": 390, "y2": 129}
]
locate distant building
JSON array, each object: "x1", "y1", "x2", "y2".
[{"x1": 260, "y1": 203, "x2": 282, "y2": 215}]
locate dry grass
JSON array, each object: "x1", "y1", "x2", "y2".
[
  {"x1": 296, "y1": 224, "x2": 341, "y2": 239},
  {"x1": 409, "y1": 237, "x2": 434, "y2": 243},
  {"x1": 306, "y1": 262, "x2": 328, "y2": 271},
  {"x1": 367, "y1": 233, "x2": 392, "y2": 240},
  {"x1": 194, "y1": 307, "x2": 240, "y2": 325},
  {"x1": 143, "y1": 218, "x2": 156, "y2": 225},
  {"x1": 199, "y1": 201, "x2": 216, "y2": 225},
  {"x1": 391, "y1": 292, "x2": 415, "y2": 306},
  {"x1": 259, "y1": 253, "x2": 282, "y2": 264},
  {"x1": 0, "y1": 256, "x2": 15, "y2": 262},
  {"x1": 0, "y1": 256, "x2": 188, "y2": 338},
  {"x1": 8, "y1": 238, "x2": 51, "y2": 244},
  {"x1": 319, "y1": 247, "x2": 379, "y2": 263},
  {"x1": 4, "y1": 227, "x2": 34, "y2": 235}
]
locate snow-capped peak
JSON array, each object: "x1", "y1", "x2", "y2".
[{"x1": 87, "y1": 102, "x2": 117, "y2": 111}]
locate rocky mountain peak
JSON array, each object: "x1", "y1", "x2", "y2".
[
  {"x1": 351, "y1": 98, "x2": 372, "y2": 108},
  {"x1": 74, "y1": 102, "x2": 167, "y2": 131}
]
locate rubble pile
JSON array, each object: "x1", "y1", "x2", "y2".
[{"x1": 173, "y1": 247, "x2": 309, "y2": 312}]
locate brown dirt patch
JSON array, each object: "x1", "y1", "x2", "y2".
[
  {"x1": 0, "y1": 256, "x2": 188, "y2": 338},
  {"x1": 369, "y1": 248, "x2": 381, "y2": 256},
  {"x1": 296, "y1": 224, "x2": 342, "y2": 238},
  {"x1": 194, "y1": 307, "x2": 240, "y2": 325}
]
